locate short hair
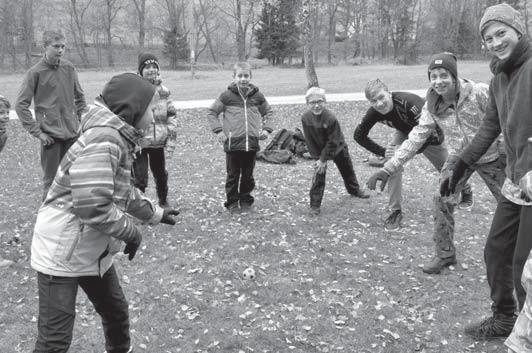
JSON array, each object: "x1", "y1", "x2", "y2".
[
  {"x1": 233, "y1": 62, "x2": 252, "y2": 75},
  {"x1": 42, "y1": 30, "x2": 65, "y2": 47},
  {"x1": 365, "y1": 79, "x2": 389, "y2": 100},
  {"x1": 0, "y1": 95, "x2": 11, "y2": 110},
  {"x1": 305, "y1": 86, "x2": 326, "y2": 102}
]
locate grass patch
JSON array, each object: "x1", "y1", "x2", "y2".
[
  {"x1": 0, "y1": 99, "x2": 506, "y2": 352},
  {"x1": 0, "y1": 62, "x2": 492, "y2": 105}
]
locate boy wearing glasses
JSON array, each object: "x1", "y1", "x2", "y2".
[
  {"x1": 16, "y1": 30, "x2": 87, "y2": 200},
  {"x1": 301, "y1": 87, "x2": 369, "y2": 215},
  {"x1": 354, "y1": 79, "x2": 471, "y2": 230}
]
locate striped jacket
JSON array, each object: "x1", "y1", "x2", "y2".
[
  {"x1": 207, "y1": 82, "x2": 273, "y2": 152},
  {"x1": 31, "y1": 102, "x2": 163, "y2": 277}
]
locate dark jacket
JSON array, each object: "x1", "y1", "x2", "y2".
[
  {"x1": 16, "y1": 56, "x2": 86, "y2": 140},
  {"x1": 301, "y1": 108, "x2": 347, "y2": 162},
  {"x1": 460, "y1": 38, "x2": 532, "y2": 184},
  {"x1": 354, "y1": 92, "x2": 443, "y2": 157},
  {"x1": 207, "y1": 82, "x2": 273, "y2": 152}
]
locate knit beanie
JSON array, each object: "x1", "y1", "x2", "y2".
[
  {"x1": 479, "y1": 3, "x2": 525, "y2": 38},
  {"x1": 100, "y1": 73, "x2": 156, "y2": 127},
  {"x1": 427, "y1": 52, "x2": 457, "y2": 81},
  {"x1": 137, "y1": 52, "x2": 160, "y2": 75},
  {"x1": 305, "y1": 87, "x2": 326, "y2": 102}
]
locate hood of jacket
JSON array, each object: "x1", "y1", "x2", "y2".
[
  {"x1": 490, "y1": 37, "x2": 531, "y2": 75},
  {"x1": 82, "y1": 98, "x2": 144, "y2": 148}
]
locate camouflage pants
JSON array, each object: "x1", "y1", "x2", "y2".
[{"x1": 432, "y1": 156, "x2": 506, "y2": 259}]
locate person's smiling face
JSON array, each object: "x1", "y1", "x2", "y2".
[{"x1": 483, "y1": 22, "x2": 520, "y2": 61}]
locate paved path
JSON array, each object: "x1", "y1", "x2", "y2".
[{"x1": 9, "y1": 89, "x2": 427, "y2": 119}]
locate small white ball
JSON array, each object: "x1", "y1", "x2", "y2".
[{"x1": 242, "y1": 267, "x2": 256, "y2": 280}]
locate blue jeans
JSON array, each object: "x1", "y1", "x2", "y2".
[{"x1": 33, "y1": 265, "x2": 131, "y2": 353}]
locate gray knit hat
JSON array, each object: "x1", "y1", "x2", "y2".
[{"x1": 479, "y1": 3, "x2": 525, "y2": 38}]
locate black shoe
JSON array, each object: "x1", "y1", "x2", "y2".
[
  {"x1": 240, "y1": 202, "x2": 253, "y2": 212},
  {"x1": 422, "y1": 255, "x2": 457, "y2": 274},
  {"x1": 458, "y1": 188, "x2": 474, "y2": 210},
  {"x1": 309, "y1": 206, "x2": 320, "y2": 216},
  {"x1": 227, "y1": 203, "x2": 239, "y2": 213},
  {"x1": 351, "y1": 188, "x2": 370, "y2": 199},
  {"x1": 464, "y1": 314, "x2": 516, "y2": 340},
  {"x1": 384, "y1": 210, "x2": 403, "y2": 230}
]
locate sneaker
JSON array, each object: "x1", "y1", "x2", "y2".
[
  {"x1": 240, "y1": 202, "x2": 253, "y2": 212},
  {"x1": 351, "y1": 189, "x2": 370, "y2": 199},
  {"x1": 464, "y1": 314, "x2": 516, "y2": 340},
  {"x1": 227, "y1": 203, "x2": 239, "y2": 214},
  {"x1": 384, "y1": 210, "x2": 403, "y2": 230},
  {"x1": 458, "y1": 188, "x2": 474, "y2": 210},
  {"x1": 310, "y1": 207, "x2": 320, "y2": 216},
  {"x1": 422, "y1": 255, "x2": 457, "y2": 274}
]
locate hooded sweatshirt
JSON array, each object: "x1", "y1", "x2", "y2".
[
  {"x1": 460, "y1": 37, "x2": 532, "y2": 205},
  {"x1": 31, "y1": 74, "x2": 163, "y2": 277},
  {"x1": 383, "y1": 78, "x2": 500, "y2": 175}
]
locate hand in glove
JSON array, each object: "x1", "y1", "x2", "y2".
[
  {"x1": 440, "y1": 158, "x2": 469, "y2": 197},
  {"x1": 366, "y1": 169, "x2": 390, "y2": 192},
  {"x1": 161, "y1": 208, "x2": 180, "y2": 225},
  {"x1": 124, "y1": 233, "x2": 142, "y2": 261}
]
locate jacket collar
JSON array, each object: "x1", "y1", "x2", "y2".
[
  {"x1": 228, "y1": 82, "x2": 258, "y2": 99},
  {"x1": 42, "y1": 54, "x2": 61, "y2": 69},
  {"x1": 490, "y1": 37, "x2": 532, "y2": 75}
]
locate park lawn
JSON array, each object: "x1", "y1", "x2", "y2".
[
  {"x1": 0, "y1": 99, "x2": 507, "y2": 352},
  {"x1": 0, "y1": 61, "x2": 493, "y2": 105}
]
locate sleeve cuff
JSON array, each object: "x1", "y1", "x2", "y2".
[{"x1": 148, "y1": 205, "x2": 164, "y2": 225}]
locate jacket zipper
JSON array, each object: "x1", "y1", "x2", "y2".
[
  {"x1": 65, "y1": 225, "x2": 83, "y2": 261},
  {"x1": 228, "y1": 131, "x2": 232, "y2": 150},
  {"x1": 243, "y1": 99, "x2": 249, "y2": 151}
]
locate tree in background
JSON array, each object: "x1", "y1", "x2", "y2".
[
  {"x1": 162, "y1": 26, "x2": 190, "y2": 69},
  {"x1": 300, "y1": 0, "x2": 319, "y2": 88},
  {"x1": 255, "y1": 0, "x2": 299, "y2": 65}
]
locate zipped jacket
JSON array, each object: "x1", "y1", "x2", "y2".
[
  {"x1": 384, "y1": 78, "x2": 500, "y2": 175},
  {"x1": 16, "y1": 56, "x2": 86, "y2": 140},
  {"x1": 207, "y1": 82, "x2": 273, "y2": 152},
  {"x1": 31, "y1": 101, "x2": 163, "y2": 277}
]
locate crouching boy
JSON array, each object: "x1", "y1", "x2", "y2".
[
  {"x1": 30, "y1": 73, "x2": 179, "y2": 353},
  {"x1": 302, "y1": 87, "x2": 369, "y2": 215}
]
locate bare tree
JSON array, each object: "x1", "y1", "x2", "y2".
[
  {"x1": 195, "y1": 0, "x2": 220, "y2": 63},
  {"x1": 0, "y1": 0, "x2": 19, "y2": 69},
  {"x1": 20, "y1": 0, "x2": 35, "y2": 68},
  {"x1": 101, "y1": 0, "x2": 123, "y2": 67},
  {"x1": 131, "y1": 0, "x2": 147, "y2": 48},
  {"x1": 216, "y1": 0, "x2": 258, "y2": 60},
  {"x1": 68, "y1": 0, "x2": 93, "y2": 66},
  {"x1": 301, "y1": 0, "x2": 319, "y2": 88},
  {"x1": 326, "y1": 0, "x2": 338, "y2": 64}
]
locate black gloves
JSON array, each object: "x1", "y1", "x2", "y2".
[
  {"x1": 440, "y1": 158, "x2": 469, "y2": 197},
  {"x1": 367, "y1": 169, "x2": 391, "y2": 192},
  {"x1": 161, "y1": 208, "x2": 180, "y2": 225},
  {"x1": 124, "y1": 233, "x2": 142, "y2": 261}
]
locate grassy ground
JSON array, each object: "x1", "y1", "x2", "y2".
[
  {"x1": 0, "y1": 95, "x2": 508, "y2": 352},
  {"x1": 0, "y1": 61, "x2": 493, "y2": 105}
]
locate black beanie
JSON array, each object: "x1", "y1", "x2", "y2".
[
  {"x1": 101, "y1": 73, "x2": 156, "y2": 127},
  {"x1": 427, "y1": 52, "x2": 457, "y2": 81},
  {"x1": 138, "y1": 52, "x2": 160, "y2": 75}
]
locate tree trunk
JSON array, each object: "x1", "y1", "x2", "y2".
[
  {"x1": 132, "y1": 0, "x2": 146, "y2": 48},
  {"x1": 327, "y1": 1, "x2": 337, "y2": 64},
  {"x1": 21, "y1": 0, "x2": 34, "y2": 68},
  {"x1": 235, "y1": 0, "x2": 246, "y2": 60},
  {"x1": 301, "y1": 0, "x2": 319, "y2": 88}
]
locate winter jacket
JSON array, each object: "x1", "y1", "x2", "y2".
[
  {"x1": 301, "y1": 108, "x2": 347, "y2": 162},
  {"x1": 460, "y1": 38, "x2": 532, "y2": 205},
  {"x1": 31, "y1": 101, "x2": 163, "y2": 277},
  {"x1": 354, "y1": 91, "x2": 443, "y2": 157},
  {"x1": 384, "y1": 78, "x2": 500, "y2": 175},
  {"x1": 0, "y1": 118, "x2": 7, "y2": 153},
  {"x1": 15, "y1": 56, "x2": 86, "y2": 140},
  {"x1": 207, "y1": 82, "x2": 273, "y2": 152},
  {"x1": 139, "y1": 79, "x2": 178, "y2": 151}
]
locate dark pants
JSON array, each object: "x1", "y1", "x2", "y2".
[
  {"x1": 41, "y1": 137, "x2": 77, "y2": 200},
  {"x1": 33, "y1": 265, "x2": 131, "y2": 353},
  {"x1": 133, "y1": 147, "x2": 168, "y2": 201},
  {"x1": 225, "y1": 151, "x2": 256, "y2": 208},
  {"x1": 485, "y1": 197, "x2": 532, "y2": 316},
  {"x1": 310, "y1": 146, "x2": 361, "y2": 208}
]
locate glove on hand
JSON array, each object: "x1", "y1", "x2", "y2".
[
  {"x1": 367, "y1": 169, "x2": 390, "y2": 192},
  {"x1": 124, "y1": 233, "x2": 142, "y2": 261},
  {"x1": 440, "y1": 158, "x2": 469, "y2": 197},
  {"x1": 161, "y1": 208, "x2": 180, "y2": 225}
]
